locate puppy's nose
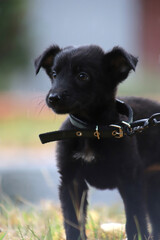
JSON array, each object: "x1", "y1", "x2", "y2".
[{"x1": 48, "y1": 93, "x2": 61, "y2": 104}]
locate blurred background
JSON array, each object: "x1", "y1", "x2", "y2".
[{"x1": 0, "y1": 0, "x2": 160, "y2": 205}]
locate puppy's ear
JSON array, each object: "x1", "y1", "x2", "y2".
[
  {"x1": 35, "y1": 45, "x2": 61, "y2": 75},
  {"x1": 103, "y1": 47, "x2": 138, "y2": 83}
]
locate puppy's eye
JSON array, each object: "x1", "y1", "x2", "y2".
[
  {"x1": 52, "y1": 70, "x2": 57, "y2": 78},
  {"x1": 77, "y1": 72, "x2": 89, "y2": 81}
]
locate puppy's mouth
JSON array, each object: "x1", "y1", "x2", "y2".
[{"x1": 46, "y1": 98, "x2": 80, "y2": 114}]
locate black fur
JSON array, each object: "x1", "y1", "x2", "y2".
[{"x1": 35, "y1": 44, "x2": 160, "y2": 240}]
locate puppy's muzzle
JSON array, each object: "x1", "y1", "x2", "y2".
[
  {"x1": 47, "y1": 90, "x2": 69, "y2": 109},
  {"x1": 48, "y1": 93, "x2": 61, "y2": 104}
]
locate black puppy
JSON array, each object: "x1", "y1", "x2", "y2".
[{"x1": 35, "y1": 45, "x2": 160, "y2": 240}]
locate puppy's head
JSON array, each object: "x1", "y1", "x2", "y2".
[{"x1": 35, "y1": 45, "x2": 138, "y2": 115}]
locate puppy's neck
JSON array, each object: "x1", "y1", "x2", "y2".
[{"x1": 73, "y1": 100, "x2": 119, "y2": 125}]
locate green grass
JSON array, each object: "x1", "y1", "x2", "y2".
[{"x1": 0, "y1": 200, "x2": 125, "y2": 240}]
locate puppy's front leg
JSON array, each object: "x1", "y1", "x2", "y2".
[
  {"x1": 119, "y1": 179, "x2": 149, "y2": 240},
  {"x1": 59, "y1": 174, "x2": 88, "y2": 240}
]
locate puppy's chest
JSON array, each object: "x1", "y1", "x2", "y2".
[{"x1": 73, "y1": 140, "x2": 97, "y2": 163}]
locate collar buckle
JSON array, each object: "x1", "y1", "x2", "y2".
[
  {"x1": 94, "y1": 125, "x2": 100, "y2": 140},
  {"x1": 110, "y1": 124, "x2": 124, "y2": 138}
]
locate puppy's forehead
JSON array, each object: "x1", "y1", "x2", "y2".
[{"x1": 54, "y1": 45, "x2": 104, "y2": 69}]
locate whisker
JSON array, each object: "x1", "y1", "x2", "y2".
[
  {"x1": 38, "y1": 103, "x2": 47, "y2": 116},
  {"x1": 38, "y1": 99, "x2": 45, "y2": 106},
  {"x1": 29, "y1": 95, "x2": 46, "y2": 113}
]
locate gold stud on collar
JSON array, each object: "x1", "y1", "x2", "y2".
[
  {"x1": 76, "y1": 131, "x2": 83, "y2": 137},
  {"x1": 94, "y1": 125, "x2": 100, "y2": 140}
]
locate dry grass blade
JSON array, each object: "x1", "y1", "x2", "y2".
[{"x1": 0, "y1": 200, "x2": 125, "y2": 240}]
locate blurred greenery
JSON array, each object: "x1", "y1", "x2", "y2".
[
  {"x1": 0, "y1": 115, "x2": 65, "y2": 146},
  {"x1": 0, "y1": 0, "x2": 30, "y2": 89},
  {"x1": 118, "y1": 70, "x2": 160, "y2": 97}
]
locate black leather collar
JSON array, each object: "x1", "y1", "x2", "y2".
[{"x1": 39, "y1": 99, "x2": 134, "y2": 144}]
